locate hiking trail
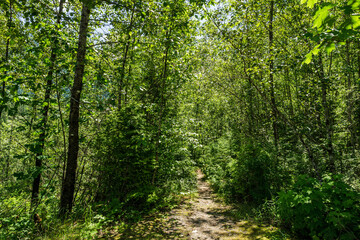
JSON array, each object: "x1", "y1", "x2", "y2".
[{"x1": 101, "y1": 170, "x2": 277, "y2": 239}]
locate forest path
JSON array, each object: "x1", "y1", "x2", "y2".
[{"x1": 107, "y1": 170, "x2": 275, "y2": 239}]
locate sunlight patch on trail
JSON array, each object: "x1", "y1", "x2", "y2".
[
  {"x1": 102, "y1": 170, "x2": 278, "y2": 239},
  {"x1": 167, "y1": 170, "x2": 276, "y2": 240}
]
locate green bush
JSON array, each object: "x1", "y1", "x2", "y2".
[
  {"x1": 94, "y1": 104, "x2": 156, "y2": 207},
  {"x1": 229, "y1": 143, "x2": 275, "y2": 203},
  {"x1": 277, "y1": 174, "x2": 360, "y2": 239},
  {"x1": 199, "y1": 135, "x2": 234, "y2": 195},
  {"x1": 94, "y1": 104, "x2": 197, "y2": 214},
  {"x1": 200, "y1": 137, "x2": 285, "y2": 204}
]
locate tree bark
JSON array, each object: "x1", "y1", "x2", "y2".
[
  {"x1": 118, "y1": 3, "x2": 136, "y2": 108},
  {"x1": 152, "y1": 29, "x2": 171, "y2": 184},
  {"x1": 318, "y1": 53, "x2": 335, "y2": 173},
  {"x1": 31, "y1": 0, "x2": 65, "y2": 207},
  {"x1": 0, "y1": 0, "x2": 12, "y2": 119},
  {"x1": 269, "y1": 0, "x2": 278, "y2": 150},
  {"x1": 345, "y1": 41, "x2": 355, "y2": 152},
  {"x1": 60, "y1": 2, "x2": 91, "y2": 215}
]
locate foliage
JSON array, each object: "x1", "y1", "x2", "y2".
[
  {"x1": 228, "y1": 143, "x2": 280, "y2": 203},
  {"x1": 199, "y1": 134, "x2": 234, "y2": 194},
  {"x1": 302, "y1": 0, "x2": 360, "y2": 63},
  {"x1": 94, "y1": 104, "x2": 155, "y2": 206},
  {"x1": 277, "y1": 174, "x2": 360, "y2": 239},
  {"x1": 200, "y1": 135, "x2": 287, "y2": 204},
  {"x1": 0, "y1": 192, "x2": 33, "y2": 240},
  {"x1": 93, "y1": 103, "x2": 197, "y2": 219},
  {"x1": 1, "y1": 0, "x2": 360, "y2": 238}
]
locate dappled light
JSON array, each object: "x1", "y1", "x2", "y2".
[
  {"x1": 103, "y1": 171, "x2": 277, "y2": 240},
  {"x1": 1, "y1": 0, "x2": 360, "y2": 239}
]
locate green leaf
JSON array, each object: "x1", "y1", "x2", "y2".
[
  {"x1": 303, "y1": 52, "x2": 313, "y2": 64},
  {"x1": 313, "y1": 4, "x2": 334, "y2": 29},
  {"x1": 302, "y1": 0, "x2": 318, "y2": 8},
  {"x1": 325, "y1": 42, "x2": 336, "y2": 54},
  {"x1": 302, "y1": 44, "x2": 321, "y2": 65},
  {"x1": 349, "y1": 0, "x2": 360, "y2": 11},
  {"x1": 351, "y1": 15, "x2": 360, "y2": 29},
  {"x1": 312, "y1": 45, "x2": 320, "y2": 55}
]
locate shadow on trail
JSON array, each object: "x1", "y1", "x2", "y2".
[
  {"x1": 100, "y1": 170, "x2": 277, "y2": 239},
  {"x1": 99, "y1": 214, "x2": 189, "y2": 240},
  {"x1": 118, "y1": 217, "x2": 186, "y2": 239},
  {"x1": 166, "y1": 170, "x2": 276, "y2": 240}
]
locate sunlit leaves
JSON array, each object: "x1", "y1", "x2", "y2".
[
  {"x1": 301, "y1": 0, "x2": 360, "y2": 63},
  {"x1": 313, "y1": 4, "x2": 334, "y2": 30},
  {"x1": 325, "y1": 42, "x2": 335, "y2": 54},
  {"x1": 300, "y1": 0, "x2": 319, "y2": 8},
  {"x1": 303, "y1": 44, "x2": 320, "y2": 64}
]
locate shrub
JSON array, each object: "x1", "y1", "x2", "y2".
[
  {"x1": 228, "y1": 143, "x2": 279, "y2": 204},
  {"x1": 199, "y1": 137, "x2": 285, "y2": 204},
  {"x1": 277, "y1": 174, "x2": 360, "y2": 239},
  {"x1": 93, "y1": 104, "x2": 156, "y2": 206},
  {"x1": 198, "y1": 135, "x2": 234, "y2": 195},
  {"x1": 93, "y1": 104, "x2": 197, "y2": 214}
]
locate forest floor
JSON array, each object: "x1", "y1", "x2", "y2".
[{"x1": 100, "y1": 170, "x2": 278, "y2": 239}]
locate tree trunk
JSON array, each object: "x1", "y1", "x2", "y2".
[
  {"x1": 60, "y1": 3, "x2": 91, "y2": 215},
  {"x1": 269, "y1": 0, "x2": 278, "y2": 150},
  {"x1": 0, "y1": 0, "x2": 12, "y2": 119},
  {"x1": 285, "y1": 67, "x2": 294, "y2": 116},
  {"x1": 357, "y1": 40, "x2": 360, "y2": 146},
  {"x1": 318, "y1": 54, "x2": 335, "y2": 173},
  {"x1": 152, "y1": 29, "x2": 171, "y2": 184},
  {"x1": 247, "y1": 77, "x2": 254, "y2": 137},
  {"x1": 31, "y1": 0, "x2": 65, "y2": 207},
  {"x1": 118, "y1": 3, "x2": 136, "y2": 108},
  {"x1": 345, "y1": 41, "x2": 355, "y2": 152}
]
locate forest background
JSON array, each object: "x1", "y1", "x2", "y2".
[{"x1": 1, "y1": 0, "x2": 360, "y2": 239}]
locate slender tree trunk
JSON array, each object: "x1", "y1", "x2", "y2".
[
  {"x1": 358, "y1": 40, "x2": 360, "y2": 79},
  {"x1": 118, "y1": 3, "x2": 136, "y2": 108},
  {"x1": 318, "y1": 53, "x2": 335, "y2": 173},
  {"x1": 0, "y1": 0, "x2": 12, "y2": 119},
  {"x1": 345, "y1": 41, "x2": 355, "y2": 152},
  {"x1": 152, "y1": 30, "x2": 171, "y2": 184},
  {"x1": 269, "y1": 0, "x2": 278, "y2": 150},
  {"x1": 31, "y1": 0, "x2": 65, "y2": 207},
  {"x1": 356, "y1": 40, "x2": 360, "y2": 146},
  {"x1": 1, "y1": 0, "x2": 13, "y2": 179},
  {"x1": 55, "y1": 76, "x2": 67, "y2": 184},
  {"x1": 285, "y1": 67, "x2": 294, "y2": 116},
  {"x1": 247, "y1": 77, "x2": 254, "y2": 137},
  {"x1": 60, "y1": 3, "x2": 91, "y2": 215}
]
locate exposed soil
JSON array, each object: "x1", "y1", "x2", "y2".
[
  {"x1": 164, "y1": 170, "x2": 274, "y2": 240},
  {"x1": 103, "y1": 170, "x2": 276, "y2": 239}
]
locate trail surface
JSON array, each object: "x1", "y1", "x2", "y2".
[{"x1": 103, "y1": 170, "x2": 276, "y2": 239}]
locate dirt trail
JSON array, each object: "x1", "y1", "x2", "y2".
[
  {"x1": 166, "y1": 170, "x2": 273, "y2": 240},
  {"x1": 108, "y1": 170, "x2": 275, "y2": 239}
]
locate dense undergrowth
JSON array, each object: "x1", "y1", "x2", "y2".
[
  {"x1": 0, "y1": 193, "x2": 192, "y2": 240},
  {"x1": 199, "y1": 134, "x2": 360, "y2": 240},
  {"x1": 0, "y1": 105, "x2": 198, "y2": 239},
  {"x1": 0, "y1": 166, "x2": 197, "y2": 240},
  {"x1": 2, "y1": 0, "x2": 360, "y2": 239}
]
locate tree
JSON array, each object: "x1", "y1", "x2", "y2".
[
  {"x1": 60, "y1": 1, "x2": 91, "y2": 215},
  {"x1": 31, "y1": 0, "x2": 65, "y2": 207},
  {"x1": 0, "y1": 0, "x2": 12, "y2": 119}
]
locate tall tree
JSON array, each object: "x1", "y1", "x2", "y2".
[
  {"x1": 60, "y1": 1, "x2": 91, "y2": 215},
  {"x1": 118, "y1": 2, "x2": 136, "y2": 108},
  {"x1": 269, "y1": 0, "x2": 278, "y2": 150},
  {"x1": 31, "y1": 0, "x2": 66, "y2": 207},
  {"x1": 0, "y1": 0, "x2": 12, "y2": 119}
]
